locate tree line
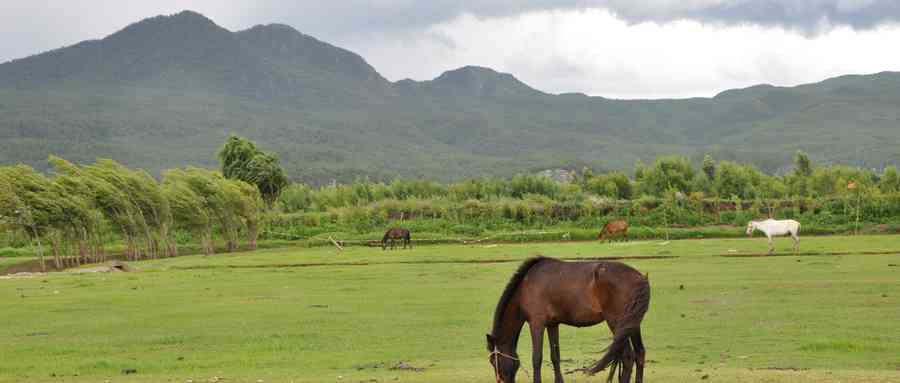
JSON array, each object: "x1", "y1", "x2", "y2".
[
  {"x1": 0, "y1": 135, "x2": 289, "y2": 271},
  {"x1": 276, "y1": 151, "x2": 900, "y2": 213},
  {"x1": 5, "y1": 138, "x2": 900, "y2": 266}
]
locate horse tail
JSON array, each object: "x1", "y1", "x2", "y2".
[
  {"x1": 382, "y1": 230, "x2": 390, "y2": 244},
  {"x1": 588, "y1": 274, "x2": 651, "y2": 382}
]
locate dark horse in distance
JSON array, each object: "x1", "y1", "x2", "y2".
[
  {"x1": 487, "y1": 256, "x2": 650, "y2": 383},
  {"x1": 381, "y1": 228, "x2": 411, "y2": 250}
]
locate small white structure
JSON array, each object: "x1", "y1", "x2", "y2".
[{"x1": 746, "y1": 219, "x2": 801, "y2": 254}]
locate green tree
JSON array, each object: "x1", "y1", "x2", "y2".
[
  {"x1": 714, "y1": 161, "x2": 755, "y2": 199},
  {"x1": 0, "y1": 165, "x2": 94, "y2": 269},
  {"x1": 218, "y1": 136, "x2": 289, "y2": 207},
  {"x1": 794, "y1": 150, "x2": 813, "y2": 177},
  {"x1": 702, "y1": 154, "x2": 716, "y2": 180},
  {"x1": 880, "y1": 166, "x2": 900, "y2": 193},
  {"x1": 586, "y1": 172, "x2": 633, "y2": 199},
  {"x1": 163, "y1": 169, "x2": 217, "y2": 255},
  {"x1": 639, "y1": 156, "x2": 695, "y2": 197}
]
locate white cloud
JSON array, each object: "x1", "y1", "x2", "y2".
[{"x1": 338, "y1": 8, "x2": 900, "y2": 99}]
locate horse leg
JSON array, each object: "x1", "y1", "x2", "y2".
[
  {"x1": 632, "y1": 329, "x2": 646, "y2": 383},
  {"x1": 529, "y1": 321, "x2": 545, "y2": 383},
  {"x1": 619, "y1": 341, "x2": 635, "y2": 383},
  {"x1": 792, "y1": 233, "x2": 800, "y2": 253},
  {"x1": 767, "y1": 235, "x2": 774, "y2": 255},
  {"x1": 547, "y1": 324, "x2": 564, "y2": 383}
]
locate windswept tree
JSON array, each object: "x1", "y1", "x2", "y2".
[
  {"x1": 164, "y1": 168, "x2": 258, "y2": 254},
  {"x1": 218, "y1": 136, "x2": 289, "y2": 207},
  {"x1": 163, "y1": 168, "x2": 222, "y2": 255},
  {"x1": 162, "y1": 170, "x2": 211, "y2": 255},
  {"x1": 0, "y1": 165, "x2": 94, "y2": 270},
  {"x1": 48, "y1": 156, "x2": 108, "y2": 262},
  {"x1": 63, "y1": 159, "x2": 173, "y2": 260},
  {"x1": 233, "y1": 181, "x2": 264, "y2": 250}
]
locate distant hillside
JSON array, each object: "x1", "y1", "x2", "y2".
[{"x1": 1, "y1": 11, "x2": 899, "y2": 184}]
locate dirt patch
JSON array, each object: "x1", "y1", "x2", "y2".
[
  {"x1": 353, "y1": 361, "x2": 426, "y2": 373},
  {"x1": 1, "y1": 254, "x2": 135, "y2": 275},
  {"x1": 69, "y1": 261, "x2": 135, "y2": 274},
  {"x1": 390, "y1": 361, "x2": 426, "y2": 372},
  {"x1": 0, "y1": 272, "x2": 45, "y2": 280},
  {"x1": 354, "y1": 362, "x2": 386, "y2": 371},
  {"x1": 171, "y1": 255, "x2": 678, "y2": 271}
]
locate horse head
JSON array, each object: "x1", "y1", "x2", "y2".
[
  {"x1": 745, "y1": 221, "x2": 756, "y2": 236},
  {"x1": 486, "y1": 334, "x2": 519, "y2": 383}
]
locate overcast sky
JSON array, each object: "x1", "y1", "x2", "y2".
[{"x1": 2, "y1": 1, "x2": 900, "y2": 99}]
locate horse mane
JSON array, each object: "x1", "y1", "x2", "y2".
[{"x1": 491, "y1": 256, "x2": 549, "y2": 339}]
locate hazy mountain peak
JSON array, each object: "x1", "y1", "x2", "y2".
[{"x1": 428, "y1": 65, "x2": 543, "y2": 97}]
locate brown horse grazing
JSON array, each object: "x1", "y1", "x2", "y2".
[
  {"x1": 487, "y1": 256, "x2": 650, "y2": 383},
  {"x1": 381, "y1": 228, "x2": 411, "y2": 250},
  {"x1": 598, "y1": 220, "x2": 629, "y2": 242}
]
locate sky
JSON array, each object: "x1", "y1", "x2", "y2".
[{"x1": 2, "y1": 1, "x2": 900, "y2": 99}]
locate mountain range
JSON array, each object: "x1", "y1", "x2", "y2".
[{"x1": 2, "y1": 10, "x2": 899, "y2": 184}]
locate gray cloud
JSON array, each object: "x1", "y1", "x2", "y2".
[
  {"x1": 4, "y1": 1, "x2": 900, "y2": 64},
  {"x1": 620, "y1": 0, "x2": 900, "y2": 34},
  {"x1": 239, "y1": 0, "x2": 900, "y2": 38}
]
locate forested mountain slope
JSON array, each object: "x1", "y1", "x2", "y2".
[{"x1": 2, "y1": 11, "x2": 898, "y2": 183}]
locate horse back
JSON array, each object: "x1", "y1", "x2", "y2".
[
  {"x1": 605, "y1": 220, "x2": 628, "y2": 233},
  {"x1": 519, "y1": 259, "x2": 642, "y2": 327}
]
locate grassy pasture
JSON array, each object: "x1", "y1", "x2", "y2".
[{"x1": 1, "y1": 235, "x2": 899, "y2": 382}]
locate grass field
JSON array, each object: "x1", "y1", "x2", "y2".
[{"x1": 2, "y1": 235, "x2": 899, "y2": 382}]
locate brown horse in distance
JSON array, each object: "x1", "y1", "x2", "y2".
[
  {"x1": 382, "y1": 228, "x2": 411, "y2": 250},
  {"x1": 598, "y1": 220, "x2": 629, "y2": 242},
  {"x1": 487, "y1": 256, "x2": 650, "y2": 383}
]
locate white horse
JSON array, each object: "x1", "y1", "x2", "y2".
[{"x1": 746, "y1": 219, "x2": 801, "y2": 254}]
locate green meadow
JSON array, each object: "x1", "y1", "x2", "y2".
[{"x1": 2, "y1": 235, "x2": 899, "y2": 382}]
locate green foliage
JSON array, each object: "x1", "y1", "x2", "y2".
[
  {"x1": 638, "y1": 156, "x2": 696, "y2": 197},
  {"x1": 794, "y1": 150, "x2": 813, "y2": 177},
  {"x1": 702, "y1": 154, "x2": 716, "y2": 180},
  {"x1": 879, "y1": 166, "x2": 900, "y2": 193},
  {"x1": 218, "y1": 136, "x2": 288, "y2": 207},
  {"x1": 715, "y1": 161, "x2": 762, "y2": 199},
  {"x1": 585, "y1": 172, "x2": 632, "y2": 199},
  {"x1": 7, "y1": 152, "x2": 900, "y2": 260},
  {"x1": 276, "y1": 184, "x2": 315, "y2": 213}
]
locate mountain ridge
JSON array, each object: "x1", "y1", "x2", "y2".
[{"x1": 1, "y1": 10, "x2": 899, "y2": 184}]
